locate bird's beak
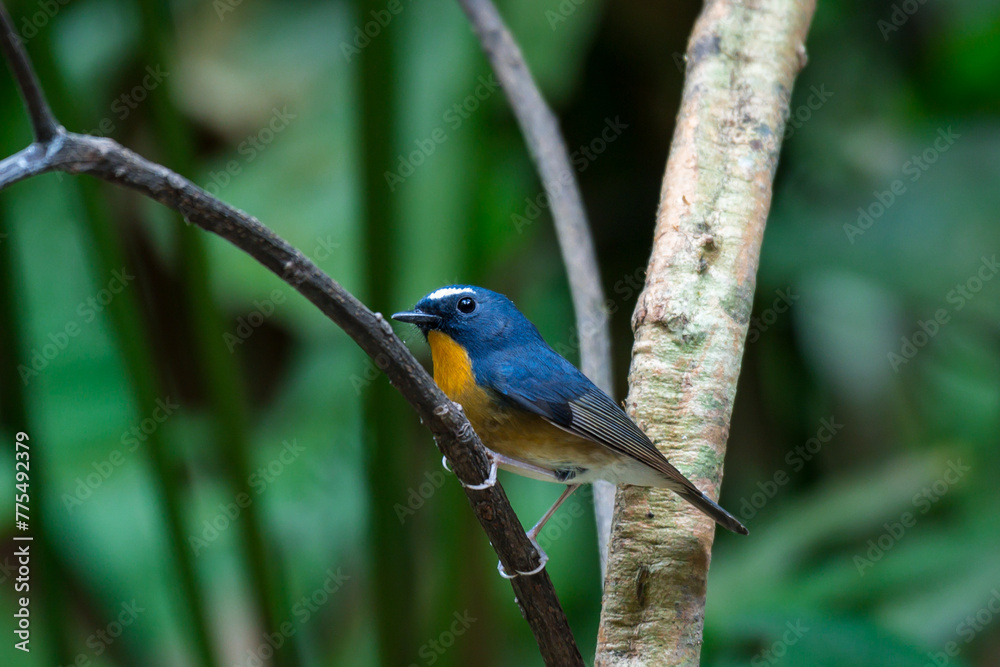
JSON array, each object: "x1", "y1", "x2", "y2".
[{"x1": 391, "y1": 311, "x2": 441, "y2": 328}]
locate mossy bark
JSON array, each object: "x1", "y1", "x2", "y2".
[{"x1": 595, "y1": 1, "x2": 816, "y2": 665}]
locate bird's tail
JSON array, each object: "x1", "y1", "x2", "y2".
[{"x1": 674, "y1": 485, "x2": 749, "y2": 535}]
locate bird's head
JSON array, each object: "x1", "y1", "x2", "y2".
[{"x1": 392, "y1": 285, "x2": 540, "y2": 351}]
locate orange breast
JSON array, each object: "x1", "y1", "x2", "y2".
[
  {"x1": 427, "y1": 330, "x2": 477, "y2": 400},
  {"x1": 427, "y1": 331, "x2": 617, "y2": 473}
]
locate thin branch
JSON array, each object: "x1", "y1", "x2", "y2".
[
  {"x1": 455, "y1": 0, "x2": 617, "y2": 578},
  {"x1": 0, "y1": 142, "x2": 56, "y2": 186},
  {"x1": 0, "y1": 6, "x2": 581, "y2": 665},
  {"x1": 596, "y1": 1, "x2": 817, "y2": 664},
  {"x1": 0, "y1": 3, "x2": 58, "y2": 142}
]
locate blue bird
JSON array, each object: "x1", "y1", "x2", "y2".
[{"x1": 393, "y1": 286, "x2": 747, "y2": 575}]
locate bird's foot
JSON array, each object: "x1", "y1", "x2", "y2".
[
  {"x1": 497, "y1": 534, "x2": 548, "y2": 579},
  {"x1": 458, "y1": 451, "x2": 498, "y2": 491}
]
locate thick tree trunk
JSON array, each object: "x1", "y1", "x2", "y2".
[{"x1": 595, "y1": 1, "x2": 816, "y2": 665}]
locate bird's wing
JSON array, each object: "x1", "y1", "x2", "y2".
[
  {"x1": 481, "y1": 346, "x2": 696, "y2": 490},
  {"x1": 481, "y1": 345, "x2": 750, "y2": 535}
]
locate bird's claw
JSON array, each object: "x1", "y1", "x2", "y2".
[
  {"x1": 459, "y1": 452, "x2": 498, "y2": 491},
  {"x1": 497, "y1": 535, "x2": 548, "y2": 579}
]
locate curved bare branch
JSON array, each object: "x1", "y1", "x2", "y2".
[{"x1": 0, "y1": 4, "x2": 582, "y2": 663}]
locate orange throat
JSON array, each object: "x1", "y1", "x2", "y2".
[{"x1": 427, "y1": 330, "x2": 477, "y2": 401}]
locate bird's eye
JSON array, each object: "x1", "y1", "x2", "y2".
[{"x1": 457, "y1": 297, "x2": 476, "y2": 313}]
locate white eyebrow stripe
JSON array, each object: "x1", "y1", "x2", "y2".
[{"x1": 426, "y1": 287, "x2": 475, "y2": 301}]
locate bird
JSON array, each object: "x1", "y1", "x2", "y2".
[{"x1": 392, "y1": 285, "x2": 747, "y2": 576}]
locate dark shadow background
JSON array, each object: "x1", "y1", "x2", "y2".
[{"x1": 1, "y1": 0, "x2": 998, "y2": 665}]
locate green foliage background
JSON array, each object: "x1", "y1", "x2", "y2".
[{"x1": 0, "y1": 0, "x2": 998, "y2": 665}]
